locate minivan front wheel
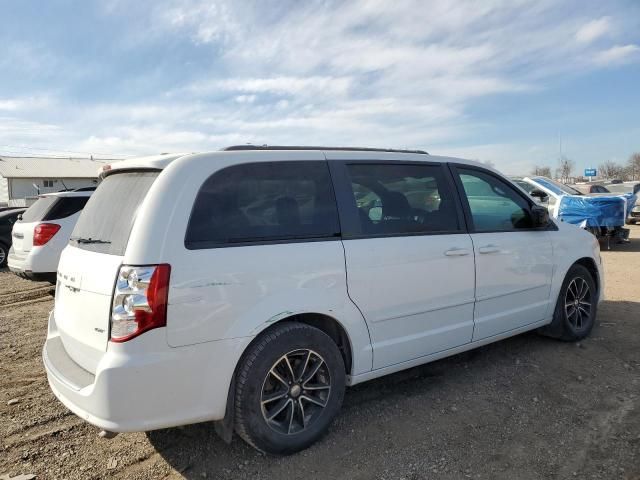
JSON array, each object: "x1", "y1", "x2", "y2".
[
  {"x1": 542, "y1": 264, "x2": 597, "y2": 341},
  {"x1": 234, "y1": 322, "x2": 345, "y2": 455}
]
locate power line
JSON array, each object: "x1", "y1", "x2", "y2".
[
  {"x1": 0, "y1": 149, "x2": 118, "y2": 159},
  {"x1": 0, "y1": 144, "x2": 133, "y2": 158}
]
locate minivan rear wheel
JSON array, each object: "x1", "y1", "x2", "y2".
[
  {"x1": 234, "y1": 322, "x2": 345, "y2": 455},
  {"x1": 0, "y1": 241, "x2": 8, "y2": 268}
]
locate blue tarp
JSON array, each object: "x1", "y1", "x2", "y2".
[
  {"x1": 557, "y1": 194, "x2": 631, "y2": 228},
  {"x1": 620, "y1": 192, "x2": 638, "y2": 213}
]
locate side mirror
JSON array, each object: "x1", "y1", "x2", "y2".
[
  {"x1": 530, "y1": 189, "x2": 548, "y2": 202},
  {"x1": 531, "y1": 205, "x2": 550, "y2": 228}
]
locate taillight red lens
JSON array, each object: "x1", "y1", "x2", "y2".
[
  {"x1": 33, "y1": 223, "x2": 61, "y2": 246},
  {"x1": 110, "y1": 264, "x2": 171, "y2": 342}
]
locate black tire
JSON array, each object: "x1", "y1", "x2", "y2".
[
  {"x1": 0, "y1": 241, "x2": 8, "y2": 268},
  {"x1": 234, "y1": 322, "x2": 346, "y2": 455},
  {"x1": 540, "y1": 264, "x2": 597, "y2": 341}
]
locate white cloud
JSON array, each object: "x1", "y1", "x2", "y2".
[
  {"x1": 575, "y1": 17, "x2": 612, "y2": 44},
  {"x1": 159, "y1": 1, "x2": 241, "y2": 45},
  {"x1": 0, "y1": 99, "x2": 21, "y2": 111},
  {"x1": 0, "y1": 96, "x2": 52, "y2": 112},
  {"x1": 182, "y1": 76, "x2": 354, "y2": 98},
  {"x1": 593, "y1": 44, "x2": 640, "y2": 65},
  {"x1": 3, "y1": 0, "x2": 640, "y2": 174},
  {"x1": 234, "y1": 94, "x2": 257, "y2": 104},
  {"x1": 438, "y1": 142, "x2": 558, "y2": 176}
]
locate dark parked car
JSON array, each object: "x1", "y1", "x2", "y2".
[
  {"x1": 569, "y1": 183, "x2": 611, "y2": 194},
  {"x1": 0, "y1": 208, "x2": 26, "y2": 267}
]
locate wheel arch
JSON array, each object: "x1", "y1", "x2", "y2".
[
  {"x1": 574, "y1": 256, "x2": 599, "y2": 296},
  {"x1": 215, "y1": 312, "x2": 354, "y2": 443},
  {"x1": 249, "y1": 312, "x2": 354, "y2": 376}
]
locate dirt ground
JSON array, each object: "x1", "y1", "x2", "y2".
[{"x1": 1, "y1": 227, "x2": 639, "y2": 480}]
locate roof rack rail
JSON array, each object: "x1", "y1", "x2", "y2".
[{"x1": 222, "y1": 145, "x2": 428, "y2": 155}]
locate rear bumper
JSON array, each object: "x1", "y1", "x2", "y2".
[
  {"x1": 43, "y1": 310, "x2": 249, "y2": 432},
  {"x1": 8, "y1": 247, "x2": 57, "y2": 279},
  {"x1": 7, "y1": 248, "x2": 28, "y2": 272}
]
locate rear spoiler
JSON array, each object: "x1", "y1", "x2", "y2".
[{"x1": 99, "y1": 165, "x2": 163, "y2": 180}]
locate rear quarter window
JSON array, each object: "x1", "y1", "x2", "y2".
[{"x1": 43, "y1": 197, "x2": 89, "y2": 220}]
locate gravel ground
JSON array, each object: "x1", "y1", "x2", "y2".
[{"x1": 1, "y1": 227, "x2": 639, "y2": 480}]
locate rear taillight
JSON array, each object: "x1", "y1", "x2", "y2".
[
  {"x1": 33, "y1": 223, "x2": 61, "y2": 246},
  {"x1": 110, "y1": 264, "x2": 171, "y2": 342}
]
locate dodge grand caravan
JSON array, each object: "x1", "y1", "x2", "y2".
[{"x1": 44, "y1": 146, "x2": 603, "y2": 454}]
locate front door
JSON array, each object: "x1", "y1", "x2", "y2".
[
  {"x1": 331, "y1": 159, "x2": 475, "y2": 369},
  {"x1": 453, "y1": 166, "x2": 554, "y2": 341}
]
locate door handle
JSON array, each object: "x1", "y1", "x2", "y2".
[
  {"x1": 444, "y1": 248, "x2": 470, "y2": 257},
  {"x1": 478, "y1": 244, "x2": 500, "y2": 254}
]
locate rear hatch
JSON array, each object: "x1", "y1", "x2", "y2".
[
  {"x1": 11, "y1": 196, "x2": 59, "y2": 253},
  {"x1": 54, "y1": 171, "x2": 160, "y2": 373},
  {"x1": 11, "y1": 195, "x2": 90, "y2": 254}
]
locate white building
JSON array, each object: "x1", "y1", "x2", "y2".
[{"x1": 0, "y1": 156, "x2": 115, "y2": 207}]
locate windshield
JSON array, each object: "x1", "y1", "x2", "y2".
[
  {"x1": 512, "y1": 179, "x2": 535, "y2": 193},
  {"x1": 70, "y1": 171, "x2": 159, "y2": 255},
  {"x1": 531, "y1": 177, "x2": 583, "y2": 196}
]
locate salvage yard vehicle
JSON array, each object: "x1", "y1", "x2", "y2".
[
  {"x1": 569, "y1": 183, "x2": 611, "y2": 194},
  {"x1": 627, "y1": 204, "x2": 640, "y2": 224},
  {"x1": 8, "y1": 189, "x2": 93, "y2": 282},
  {"x1": 604, "y1": 182, "x2": 640, "y2": 224},
  {"x1": 513, "y1": 176, "x2": 636, "y2": 246},
  {"x1": 0, "y1": 208, "x2": 26, "y2": 267},
  {"x1": 44, "y1": 147, "x2": 603, "y2": 455}
]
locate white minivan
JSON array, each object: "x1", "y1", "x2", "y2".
[{"x1": 44, "y1": 147, "x2": 603, "y2": 455}]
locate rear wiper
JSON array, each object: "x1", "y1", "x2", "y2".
[{"x1": 70, "y1": 236, "x2": 111, "y2": 244}]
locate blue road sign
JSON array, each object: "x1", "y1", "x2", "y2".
[{"x1": 584, "y1": 168, "x2": 597, "y2": 177}]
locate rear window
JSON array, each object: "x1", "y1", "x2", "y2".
[
  {"x1": 532, "y1": 177, "x2": 582, "y2": 196},
  {"x1": 43, "y1": 196, "x2": 89, "y2": 220},
  {"x1": 185, "y1": 161, "x2": 340, "y2": 248},
  {"x1": 70, "y1": 171, "x2": 159, "y2": 255},
  {"x1": 20, "y1": 197, "x2": 58, "y2": 222}
]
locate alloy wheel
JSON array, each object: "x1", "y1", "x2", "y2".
[
  {"x1": 261, "y1": 349, "x2": 331, "y2": 435},
  {"x1": 564, "y1": 277, "x2": 591, "y2": 330}
]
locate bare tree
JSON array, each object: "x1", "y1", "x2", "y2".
[
  {"x1": 598, "y1": 160, "x2": 624, "y2": 180},
  {"x1": 627, "y1": 152, "x2": 640, "y2": 181},
  {"x1": 556, "y1": 156, "x2": 574, "y2": 183},
  {"x1": 531, "y1": 165, "x2": 552, "y2": 177}
]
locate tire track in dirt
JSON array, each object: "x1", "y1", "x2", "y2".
[
  {"x1": 4, "y1": 410, "x2": 75, "y2": 437},
  {"x1": 1, "y1": 295, "x2": 53, "y2": 309},
  {"x1": 4, "y1": 418, "x2": 86, "y2": 449},
  {"x1": 0, "y1": 285, "x2": 53, "y2": 306}
]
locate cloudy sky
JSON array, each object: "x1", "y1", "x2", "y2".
[{"x1": 1, "y1": 0, "x2": 639, "y2": 174}]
